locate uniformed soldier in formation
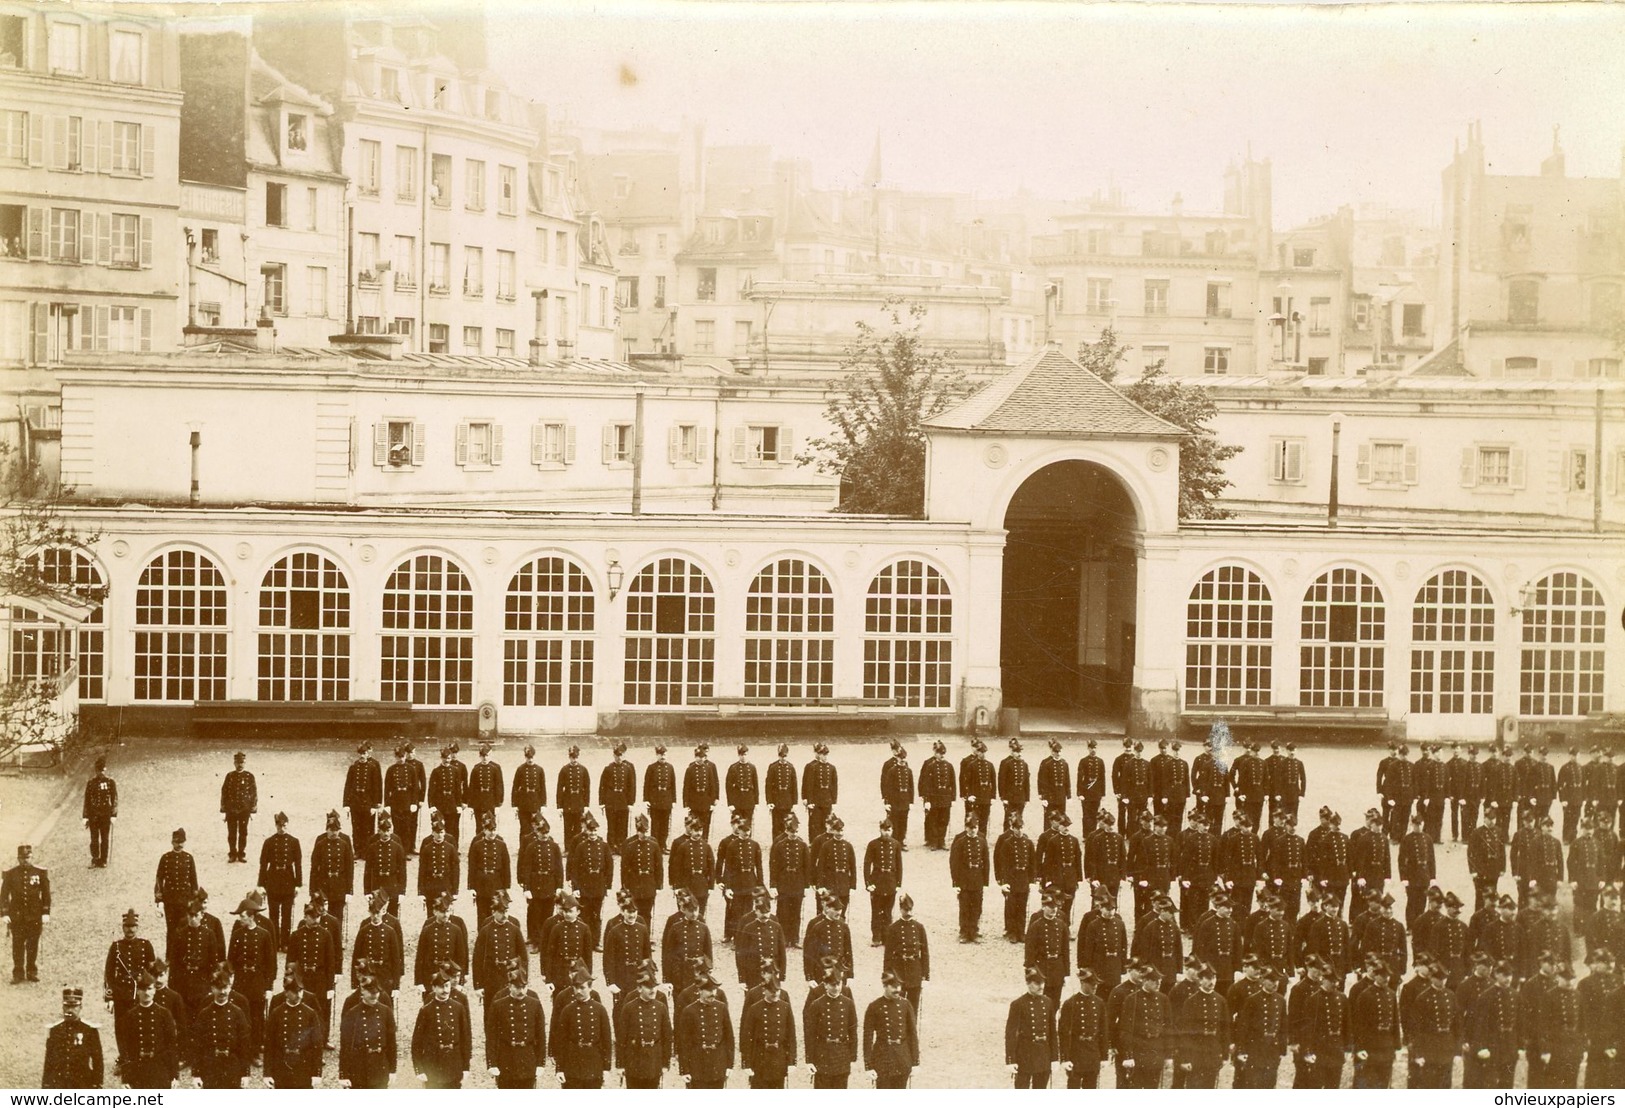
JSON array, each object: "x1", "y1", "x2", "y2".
[
  {"x1": 427, "y1": 745, "x2": 467, "y2": 845},
  {"x1": 642, "y1": 744, "x2": 677, "y2": 851},
  {"x1": 171, "y1": 895, "x2": 223, "y2": 1017},
  {"x1": 1006, "y1": 965, "x2": 1058, "y2": 1088},
  {"x1": 995, "y1": 811, "x2": 1037, "y2": 942},
  {"x1": 263, "y1": 970, "x2": 322, "y2": 1089},
  {"x1": 341, "y1": 743, "x2": 382, "y2": 855},
  {"x1": 718, "y1": 812, "x2": 765, "y2": 942},
  {"x1": 1038, "y1": 811, "x2": 1084, "y2": 921},
  {"x1": 43, "y1": 986, "x2": 103, "y2": 1089},
  {"x1": 616, "y1": 811, "x2": 661, "y2": 925},
  {"x1": 879, "y1": 742, "x2": 914, "y2": 847},
  {"x1": 812, "y1": 813, "x2": 857, "y2": 913},
  {"x1": 735, "y1": 889, "x2": 786, "y2": 989},
  {"x1": 190, "y1": 967, "x2": 250, "y2": 1089},
  {"x1": 1175, "y1": 963, "x2": 1229, "y2": 1088},
  {"x1": 351, "y1": 892, "x2": 403, "y2": 1003},
  {"x1": 803, "y1": 743, "x2": 840, "y2": 846},
  {"x1": 219, "y1": 752, "x2": 257, "y2": 865},
  {"x1": 152, "y1": 829, "x2": 197, "y2": 965},
  {"x1": 1085, "y1": 809, "x2": 1126, "y2": 911},
  {"x1": 1151, "y1": 739, "x2": 1191, "y2": 837},
  {"x1": 960, "y1": 739, "x2": 996, "y2": 835},
  {"x1": 284, "y1": 902, "x2": 336, "y2": 1045},
  {"x1": 412, "y1": 969, "x2": 473, "y2": 1088},
  {"x1": 226, "y1": 890, "x2": 275, "y2": 1058},
  {"x1": 726, "y1": 743, "x2": 760, "y2": 827},
  {"x1": 1586, "y1": 746, "x2": 1617, "y2": 833},
  {"x1": 602, "y1": 890, "x2": 652, "y2": 1010},
  {"x1": 676, "y1": 970, "x2": 734, "y2": 1088},
  {"x1": 362, "y1": 811, "x2": 407, "y2": 917},
  {"x1": 468, "y1": 811, "x2": 513, "y2": 924},
  {"x1": 82, "y1": 756, "x2": 118, "y2": 869},
  {"x1": 557, "y1": 744, "x2": 593, "y2": 850},
  {"x1": 384, "y1": 743, "x2": 423, "y2": 854},
  {"x1": 1025, "y1": 889, "x2": 1071, "y2": 1005},
  {"x1": 863, "y1": 969, "x2": 919, "y2": 1087},
  {"x1": 1056, "y1": 969, "x2": 1106, "y2": 1088},
  {"x1": 805, "y1": 965, "x2": 859, "y2": 1088},
  {"x1": 542, "y1": 892, "x2": 594, "y2": 993},
  {"x1": 1234, "y1": 967, "x2": 1287, "y2": 1088},
  {"x1": 1274, "y1": 742, "x2": 1308, "y2": 826},
  {"x1": 996, "y1": 738, "x2": 1031, "y2": 833},
  {"x1": 1261, "y1": 809, "x2": 1307, "y2": 922},
  {"x1": 1231, "y1": 741, "x2": 1267, "y2": 831},
  {"x1": 338, "y1": 974, "x2": 396, "y2": 1089},
  {"x1": 681, "y1": 743, "x2": 719, "y2": 843},
  {"x1": 1191, "y1": 729, "x2": 1228, "y2": 832},
  {"x1": 482, "y1": 962, "x2": 546, "y2": 1088},
  {"x1": 862, "y1": 818, "x2": 903, "y2": 947},
  {"x1": 255, "y1": 812, "x2": 301, "y2": 949},
  {"x1": 1219, "y1": 810, "x2": 1262, "y2": 920},
  {"x1": 950, "y1": 815, "x2": 990, "y2": 943},
  {"x1": 740, "y1": 959, "x2": 797, "y2": 1088},
  {"x1": 600, "y1": 742, "x2": 638, "y2": 850},
  {"x1": 1128, "y1": 813, "x2": 1174, "y2": 922},
  {"x1": 614, "y1": 962, "x2": 670, "y2": 1088},
  {"x1": 104, "y1": 908, "x2": 153, "y2": 1061},
  {"x1": 414, "y1": 892, "x2": 469, "y2": 1000},
  {"x1": 661, "y1": 888, "x2": 712, "y2": 988},
  {"x1": 1132, "y1": 894, "x2": 1184, "y2": 989},
  {"x1": 759, "y1": 743, "x2": 797, "y2": 844},
  {"x1": 551, "y1": 960, "x2": 613, "y2": 1088},
  {"x1": 305, "y1": 812, "x2": 353, "y2": 938},
  {"x1": 1176, "y1": 809, "x2": 1218, "y2": 931},
  {"x1": 117, "y1": 973, "x2": 178, "y2": 1090},
  {"x1": 474, "y1": 890, "x2": 528, "y2": 1006},
  {"x1": 510, "y1": 743, "x2": 546, "y2": 835},
  {"x1": 467, "y1": 742, "x2": 505, "y2": 832},
  {"x1": 918, "y1": 740, "x2": 957, "y2": 850},
  {"x1": 1448, "y1": 743, "x2": 1477, "y2": 842},
  {"x1": 803, "y1": 894, "x2": 854, "y2": 992}
]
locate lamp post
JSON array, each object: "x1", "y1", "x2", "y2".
[{"x1": 606, "y1": 559, "x2": 625, "y2": 602}]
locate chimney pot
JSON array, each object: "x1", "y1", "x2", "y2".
[{"x1": 255, "y1": 317, "x2": 276, "y2": 353}]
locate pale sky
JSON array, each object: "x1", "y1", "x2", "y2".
[{"x1": 483, "y1": 0, "x2": 1625, "y2": 227}]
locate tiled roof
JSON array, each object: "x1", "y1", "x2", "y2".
[{"x1": 926, "y1": 347, "x2": 1184, "y2": 438}]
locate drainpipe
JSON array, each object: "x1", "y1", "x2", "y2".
[
  {"x1": 188, "y1": 426, "x2": 202, "y2": 505},
  {"x1": 711, "y1": 391, "x2": 722, "y2": 510},
  {"x1": 631, "y1": 381, "x2": 646, "y2": 515},
  {"x1": 1327, "y1": 413, "x2": 1342, "y2": 528},
  {"x1": 1595, "y1": 387, "x2": 1605, "y2": 534}
]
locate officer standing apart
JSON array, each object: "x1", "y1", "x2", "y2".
[
  {"x1": 83, "y1": 755, "x2": 118, "y2": 868},
  {"x1": 220, "y1": 752, "x2": 257, "y2": 864},
  {"x1": 2, "y1": 843, "x2": 50, "y2": 983},
  {"x1": 42, "y1": 986, "x2": 103, "y2": 1088}
]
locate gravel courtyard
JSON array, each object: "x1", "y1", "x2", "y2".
[{"x1": 0, "y1": 732, "x2": 1548, "y2": 1089}]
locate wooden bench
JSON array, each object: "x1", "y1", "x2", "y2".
[
  {"x1": 1179, "y1": 705, "x2": 1395, "y2": 742},
  {"x1": 682, "y1": 696, "x2": 897, "y2": 734},
  {"x1": 191, "y1": 700, "x2": 422, "y2": 738}
]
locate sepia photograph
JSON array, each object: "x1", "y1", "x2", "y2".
[{"x1": 1, "y1": 0, "x2": 1623, "y2": 1092}]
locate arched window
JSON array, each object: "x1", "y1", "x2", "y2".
[
  {"x1": 1410, "y1": 570, "x2": 1495, "y2": 714},
  {"x1": 380, "y1": 554, "x2": 474, "y2": 706},
  {"x1": 1185, "y1": 566, "x2": 1273, "y2": 707},
  {"x1": 624, "y1": 558, "x2": 714, "y2": 706},
  {"x1": 504, "y1": 556, "x2": 595, "y2": 707},
  {"x1": 27, "y1": 548, "x2": 104, "y2": 701},
  {"x1": 1521, "y1": 571, "x2": 1606, "y2": 716},
  {"x1": 864, "y1": 560, "x2": 953, "y2": 708},
  {"x1": 258, "y1": 553, "x2": 350, "y2": 701},
  {"x1": 133, "y1": 549, "x2": 228, "y2": 701},
  {"x1": 8, "y1": 606, "x2": 73, "y2": 687},
  {"x1": 1300, "y1": 568, "x2": 1385, "y2": 708},
  {"x1": 745, "y1": 559, "x2": 835, "y2": 701}
]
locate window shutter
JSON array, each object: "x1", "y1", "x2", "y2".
[
  {"x1": 94, "y1": 306, "x2": 109, "y2": 351},
  {"x1": 81, "y1": 120, "x2": 96, "y2": 173},
  {"x1": 454, "y1": 421, "x2": 469, "y2": 466},
  {"x1": 49, "y1": 115, "x2": 66, "y2": 170},
  {"x1": 490, "y1": 423, "x2": 503, "y2": 465},
  {"x1": 778, "y1": 425, "x2": 793, "y2": 461},
  {"x1": 1489, "y1": 358, "x2": 1505, "y2": 378},
  {"x1": 411, "y1": 421, "x2": 426, "y2": 465},
  {"x1": 27, "y1": 114, "x2": 42, "y2": 166},
  {"x1": 667, "y1": 424, "x2": 680, "y2": 464},
  {"x1": 1355, "y1": 442, "x2": 1371, "y2": 483},
  {"x1": 96, "y1": 213, "x2": 110, "y2": 265},
  {"x1": 372, "y1": 422, "x2": 389, "y2": 467},
  {"x1": 601, "y1": 424, "x2": 615, "y2": 465},
  {"x1": 97, "y1": 121, "x2": 111, "y2": 173},
  {"x1": 26, "y1": 207, "x2": 45, "y2": 258},
  {"x1": 1403, "y1": 443, "x2": 1418, "y2": 485},
  {"x1": 1609, "y1": 451, "x2": 1621, "y2": 496},
  {"x1": 138, "y1": 217, "x2": 151, "y2": 267},
  {"x1": 696, "y1": 424, "x2": 710, "y2": 464},
  {"x1": 530, "y1": 422, "x2": 545, "y2": 466},
  {"x1": 564, "y1": 424, "x2": 576, "y2": 464},
  {"x1": 78, "y1": 304, "x2": 92, "y2": 350},
  {"x1": 731, "y1": 427, "x2": 747, "y2": 463},
  {"x1": 137, "y1": 308, "x2": 151, "y2": 351},
  {"x1": 29, "y1": 303, "x2": 48, "y2": 364},
  {"x1": 78, "y1": 209, "x2": 91, "y2": 263},
  {"x1": 139, "y1": 124, "x2": 154, "y2": 177},
  {"x1": 1509, "y1": 448, "x2": 1526, "y2": 489},
  {"x1": 1460, "y1": 447, "x2": 1477, "y2": 487}
]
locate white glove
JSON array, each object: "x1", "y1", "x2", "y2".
[
  {"x1": 488, "y1": 1067, "x2": 500, "y2": 1077},
  {"x1": 683, "y1": 1074, "x2": 692, "y2": 1085},
  {"x1": 192, "y1": 1078, "x2": 203, "y2": 1089},
  {"x1": 1123, "y1": 1058, "x2": 1136, "y2": 1068},
  {"x1": 238, "y1": 1078, "x2": 248, "y2": 1089},
  {"x1": 82, "y1": 819, "x2": 88, "y2": 827},
  {"x1": 264, "y1": 1078, "x2": 276, "y2": 1089},
  {"x1": 555, "y1": 1072, "x2": 566, "y2": 1086},
  {"x1": 867, "y1": 885, "x2": 876, "y2": 894},
  {"x1": 1356, "y1": 1050, "x2": 1368, "y2": 1060},
  {"x1": 999, "y1": 884, "x2": 1010, "y2": 894},
  {"x1": 1476, "y1": 1049, "x2": 1490, "y2": 1060},
  {"x1": 1236, "y1": 1054, "x2": 1248, "y2": 1064},
  {"x1": 608, "y1": 984, "x2": 620, "y2": 995},
  {"x1": 1304, "y1": 1053, "x2": 1316, "y2": 1064},
  {"x1": 339, "y1": 1079, "x2": 352, "y2": 1088},
  {"x1": 866, "y1": 1070, "x2": 877, "y2": 1084},
  {"x1": 418, "y1": 1073, "x2": 428, "y2": 1082},
  {"x1": 1007, "y1": 1063, "x2": 1019, "y2": 1074},
  {"x1": 412, "y1": 804, "x2": 420, "y2": 812},
  {"x1": 311, "y1": 1078, "x2": 321, "y2": 1088},
  {"x1": 41, "y1": 915, "x2": 49, "y2": 924}
]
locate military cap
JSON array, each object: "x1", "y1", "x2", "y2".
[
  {"x1": 1024, "y1": 966, "x2": 1045, "y2": 985},
  {"x1": 1379, "y1": 893, "x2": 1396, "y2": 907},
  {"x1": 777, "y1": 743, "x2": 789, "y2": 756},
  {"x1": 814, "y1": 742, "x2": 830, "y2": 755},
  {"x1": 283, "y1": 968, "x2": 305, "y2": 991},
  {"x1": 1497, "y1": 894, "x2": 1518, "y2": 909},
  {"x1": 898, "y1": 893, "x2": 914, "y2": 912},
  {"x1": 148, "y1": 959, "x2": 168, "y2": 976},
  {"x1": 1425, "y1": 886, "x2": 1445, "y2": 902},
  {"x1": 1141, "y1": 966, "x2": 1165, "y2": 982},
  {"x1": 634, "y1": 812, "x2": 650, "y2": 832},
  {"x1": 612, "y1": 742, "x2": 627, "y2": 756},
  {"x1": 1470, "y1": 951, "x2": 1493, "y2": 967},
  {"x1": 478, "y1": 741, "x2": 493, "y2": 756},
  {"x1": 172, "y1": 828, "x2": 187, "y2": 843},
  {"x1": 654, "y1": 744, "x2": 667, "y2": 755},
  {"x1": 559, "y1": 891, "x2": 580, "y2": 910},
  {"x1": 828, "y1": 816, "x2": 844, "y2": 832},
  {"x1": 972, "y1": 739, "x2": 987, "y2": 754},
  {"x1": 136, "y1": 972, "x2": 157, "y2": 989},
  {"x1": 1087, "y1": 739, "x2": 1097, "y2": 749},
  {"x1": 695, "y1": 743, "x2": 709, "y2": 755},
  {"x1": 62, "y1": 987, "x2": 83, "y2": 1003},
  {"x1": 522, "y1": 744, "x2": 535, "y2": 758},
  {"x1": 568, "y1": 744, "x2": 581, "y2": 757},
  {"x1": 367, "y1": 890, "x2": 389, "y2": 912},
  {"x1": 636, "y1": 966, "x2": 659, "y2": 987},
  {"x1": 234, "y1": 751, "x2": 247, "y2": 763},
  {"x1": 582, "y1": 812, "x2": 599, "y2": 830},
  {"x1": 932, "y1": 740, "x2": 947, "y2": 754},
  {"x1": 430, "y1": 811, "x2": 447, "y2": 830},
  {"x1": 881, "y1": 969, "x2": 903, "y2": 987},
  {"x1": 1009, "y1": 739, "x2": 1022, "y2": 753},
  {"x1": 569, "y1": 960, "x2": 593, "y2": 985},
  {"x1": 211, "y1": 968, "x2": 233, "y2": 989},
  {"x1": 1097, "y1": 810, "x2": 1115, "y2": 826},
  {"x1": 1048, "y1": 739, "x2": 1062, "y2": 753},
  {"x1": 122, "y1": 908, "x2": 140, "y2": 926},
  {"x1": 325, "y1": 811, "x2": 341, "y2": 830},
  {"x1": 616, "y1": 889, "x2": 636, "y2": 909},
  {"x1": 1197, "y1": 964, "x2": 1217, "y2": 980},
  {"x1": 1443, "y1": 891, "x2": 1464, "y2": 910}
]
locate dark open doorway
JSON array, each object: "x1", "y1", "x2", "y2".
[{"x1": 1000, "y1": 460, "x2": 1138, "y2": 720}]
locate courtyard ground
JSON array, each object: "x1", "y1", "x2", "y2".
[{"x1": 0, "y1": 732, "x2": 1547, "y2": 1089}]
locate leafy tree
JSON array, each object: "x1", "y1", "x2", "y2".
[
  {"x1": 1078, "y1": 326, "x2": 1242, "y2": 520},
  {"x1": 798, "y1": 299, "x2": 969, "y2": 516}
]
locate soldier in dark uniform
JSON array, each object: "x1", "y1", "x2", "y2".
[
  {"x1": 170, "y1": 896, "x2": 223, "y2": 1017},
  {"x1": 1305, "y1": 805, "x2": 1350, "y2": 918},
  {"x1": 1079, "y1": 890, "x2": 1127, "y2": 995},
  {"x1": 879, "y1": 742, "x2": 914, "y2": 848},
  {"x1": 802, "y1": 895, "x2": 854, "y2": 997},
  {"x1": 1536, "y1": 963, "x2": 1583, "y2": 1088},
  {"x1": 427, "y1": 745, "x2": 466, "y2": 845},
  {"x1": 996, "y1": 811, "x2": 1037, "y2": 942},
  {"x1": 190, "y1": 967, "x2": 250, "y2": 1089},
  {"x1": 467, "y1": 742, "x2": 504, "y2": 833},
  {"x1": 518, "y1": 812, "x2": 563, "y2": 949},
  {"x1": 551, "y1": 961, "x2": 613, "y2": 1088},
  {"x1": 1194, "y1": 892, "x2": 1240, "y2": 994},
  {"x1": 1348, "y1": 807, "x2": 1391, "y2": 923},
  {"x1": 805, "y1": 966, "x2": 859, "y2": 1088},
  {"x1": 1085, "y1": 810, "x2": 1125, "y2": 912},
  {"x1": 1133, "y1": 894, "x2": 1184, "y2": 990},
  {"x1": 1483, "y1": 744, "x2": 1514, "y2": 837},
  {"x1": 104, "y1": 908, "x2": 153, "y2": 1060},
  {"x1": 152, "y1": 829, "x2": 197, "y2": 965},
  {"x1": 812, "y1": 814, "x2": 857, "y2": 913},
  {"x1": 1025, "y1": 889, "x2": 1072, "y2": 1005},
  {"x1": 1057, "y1": 969, "x2": 1106, "y2": 1088},
  {"x1": 340, "y1": 743, "x2": 381, "y2": 855},
  {"x1": 661, "y1": 889, "x2": 713, "y2": 989},
  {"x1": 1111, "y1": 738, "x2": 1138, "y2": 832},
  {"x1": 384, "y1": 743, "x2": 423, "y2": 855},
  {"x1": 950, "y1": 815, "x2": 990, "y2": 943},
  {"x1": 307, "y1": 812, "x2": 352, "y2": 935},
  {"x1": 219, "y1": 752, "x2": 256, "y2": 864},
  {"x1": 1069, "y1": 739, "x2": 1103, "y2": 836},
  {"x1": 862, "y1": 970, "x2": 919, "y2": 1088},
  {"x1": 763, "y1": 743, "x2": 798, "y2": 844},
  {"x1": 735, "y1": 890, "x2": 785, "y2": 989},
  {"x1": 1006, "y1": 965, "x2": 1058, "y2": 1088},
  {"x1": 998, "y1": 739, "x2": 1031, "y2": 833},
  {"x1": 918, "y1": 740, "x2": 957, "y2": 850},
  {"x1": 803, "y1": 743, "x2": 840, "y2": 846},
  {"x1": 338, "y1": 975, "x2": 396, "y2": 1089},
  {"x1": 681, "y1": 743, "x2": 719, "y2": 843},
  {"x1": 1350, "y1": 960, "x2": 1399, "y2": 1088},
  {"x1": 644, "y1": 744, "x2": 677, "y2": 851},
  {"x1": 1151, "y1": 739, "x2": 1190, "y2": 837},
  {"x1": 117, "y1": 974, "x2": 178, "y2": 1090},
  {"x1": 285, "y1": 903, "x2": 336, "y2": 1045},
  {"x1": 1417, "y1": 744, "x2": 1449, "y2": 844},
  {"x1": 1378, "y1": 744, "x2": 1415, "y2": 842},
  {"x1": 1234, "y1": 967, "x2": 1287, "y2": 1088},
  {"x1": 468, "y1": 811, "x2": 513, "y2": 924},
  {"x1": 557, "y1": 744, "x2": 592, "y2": 851},
  {"x1": 1302, "y1": 967, "x2": 1349, "y2": 1088},
  {"x1": 770, "y1": 811, "x2": 810, "y2": 947},
  {"x1": 1262, "y1": 810, "x2": 1307, "y2": 922},
  {"x1": 1231, "y1": 742, "x2": 1267, "y2": 832},
  {"x1": 542, "y1": 892, "x2": 594, "y2": 993},
  {"x1": 718, "y1": 813, "x2": 766, "y2": 943},
  {"x1": 485, "y1": 963, "x2": 546, "y2": 1088},
  {"x1": 1177, "y1": 809, "x2": 1218, "y2": 932},
  {"x1": 620, "y1": 811, "x2": 663, "y2": 925},
  {"x1": 959, "y1": 739, "x2": 995, "y2": 836},
  {"x1": 725, "y1": 743, "x2": 759, "y2": 827},
  {"x1": 226, "y1": 891, "x2": 275, "y2": 1057},
  {"x1": 862, "y1": 818, "x2": 903, "y2": 947},
  {"x1": 263, "y1": 970, "x2": 321, "y2": 1089},
  {"x1": 1448, "y1": 744, "x2": 1474, "y2": 842},
  {"x1": 1129, "y1": 813, "x2": 1175, "y2": 923},
  {"x1": 1558, "y1": 746, "x2": 1586, "y2": 844},
  {"x1": 669, "y1": 814, "x2": 716, "y2": 914},
  {"x1": 1586, "y1": 746, "x2": 1617, "y2": 833},
  {"x1": 417, "y1": 811, "x2": 459, "y2": 913},
  {"x1": 676, "y1": 970, "x2": 734, "y2": 1088},
  {"x1": 511, "y1": 744, "x2": 547, "y2": 834},
  {"x1": 1465, "y1": 959, "x2": 1519, "y2": 1088},
  {"x1": 43, "y1": 986, "x2": 103, "y2": 1088},
  {"x1": 572, "y1": 812, "x2": 617, "y2": 944},
  {"x1": 362, "y1": 812, "x2": 407, "y2": 917},
  {"x1": 474, "y1": 890, "x2": 528, "y2": 1006},
  {"x1": 740, "y1": 960, "x2": 797, "y2": 1088},
  {"x1": 350, "y1": 892, "x2": 403, "y2": 1004},
  {"x1": 412, "y1": 970, "x2": 473, "y2": 1088},
  {"x1": 1177, "y1": 963, "x2": 1229, "y2": 1088},
  {"x1": 1191, "y1": 729, "x2": 1228, "y2": 832},
  {"x1": 1036, "y1": 740, "x2": 1071, "y2": 830},
  {"x1": 82, "y1": 756, "x2": 118, "y2": 868},
  {"x1": 613, "y1": 964, "x2": 670, "y2": 1088},
  {"x1": 1278, "y1": 743, "x2": 1307, "y2": 825},
  {"x1": 600, "y1": 742, "x2": 637, "y2": 850},
  {"x1": 882, "y1": 893, "x2": 929, "y2": 1019},
  {"x1": 255, "y1": 812, "x2": 300, "y2": 950},
  {"x1": 414, "y1": 893, "x2": 470, "y2": 1000}
]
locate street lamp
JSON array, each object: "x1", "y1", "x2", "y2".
[{"x1": 606, "y1": 559, "x2": 625, "y2": 602}]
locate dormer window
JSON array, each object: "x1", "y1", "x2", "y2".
[
  {"x1": 48, "y1": 20, "x2": 83, "y2": 75},
  {"x1": 0, "y1": 16, "x2": 24, "y2": 68},
  {"x1": 110, "y1": 29, "x2": 143, "y2": 84},
  {"x1": 485, "y1": 90, "x2": 502, "y2": 121},
  {"x1": 379, "y1": 68, "x2": 402, "y2": 103},
  {"x1": 286, "y1": 113, "x2": 307, "y2": 153}
]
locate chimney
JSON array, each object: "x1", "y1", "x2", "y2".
[
  {"x1": 255, "y1": 316, "x2": 276, "y2": 353},
  {"x1": 1541, "y1": 125, "x2": 1566, "y2": 177},
  {"x1": 328, "y1": 332, "x2": 405, "y2": 360},
  {"x1": 1171, "y1": 192, "x2": 1184, "y2": 218}
]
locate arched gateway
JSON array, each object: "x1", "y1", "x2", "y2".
[{"x1": 923, "y1": 345, "x2": 1185, "y2": 734}]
